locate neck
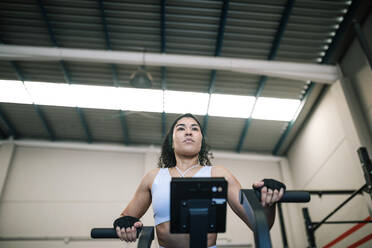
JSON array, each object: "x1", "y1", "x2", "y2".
[{"x1": 175, "y1": 154, "x2": 199, "y2": 170}]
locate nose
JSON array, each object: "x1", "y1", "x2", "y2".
[{"x1": 185, "y1": 128, "x2": 192, "y2": 136}]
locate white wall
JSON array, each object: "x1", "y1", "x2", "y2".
[
  {"x1": 0, "y1": 141, "x2": 289, "y2": 248},
  {"x1": 287, "y1": 80, "x2": 371, "y2": 248},
  {"x1": 286, "y1": 12, "x2": 372, "y2": 248}
]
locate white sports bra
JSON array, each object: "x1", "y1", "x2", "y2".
[{"x1": 151, "y1": 166, "x2": 212, "y2": 226}]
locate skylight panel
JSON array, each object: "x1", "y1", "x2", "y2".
[
  {"x1": 208, "y1": 94, "x2": 255, "y2": 118},
  {"x1": 164, "y1": 90, "x2": 209, "y2": 115},
  {"x1": 0, "y1": 80, "x2": 303, "y2": 122},
  {"x1": 24, "y1": 81, "x2": 76, "y2": 107},
  {"x1": 119, "y1": 88, "x2": 163, "y2": 113},
  {"x1": 252, "y1": 97, "x2": 301, "y2": 121},
  {"x1": 0, "y1": 80, "x2": 32, "y2": 104},
  {"x1": 71, "y1": 84, "x2": 122, "y2": 110}
]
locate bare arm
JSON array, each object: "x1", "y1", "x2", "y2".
[
  {"x1": 120, "y1": 168, "x2": 158, "y2": 218},
  {"x1": 212, "y1": 166, "x2": 277, "y2": 230},
  {"x1": 115, "y1": 168, "x2": 158, "y2": 242}
]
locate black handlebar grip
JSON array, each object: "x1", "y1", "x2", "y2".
[
  {"x1": 255, "y1": 190, "x2": 310, "y2": 203},
  {"x1": 91, "y1": 228, "x2": 118, "y2": 238},
  {"x1": 280, "y1": 191, "x2": 310, "y2": 202}
]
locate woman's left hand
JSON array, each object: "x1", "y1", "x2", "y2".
[{"x1": 252, "y1": 179, "x2": 286, "y2": 207}]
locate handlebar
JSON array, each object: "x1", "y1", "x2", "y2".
[
  {"x1": 254, "y1": 190, "x2": 310, "y2": 203},
  {"x1": 91, "y1": 226, "x2": 154, "y2": 248}
]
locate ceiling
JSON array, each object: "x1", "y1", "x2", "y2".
[{"x1": 0, "y1": 0, "x2": 370, "y2": 155}]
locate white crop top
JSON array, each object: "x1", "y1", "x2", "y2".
[{"x1": 151, "y1": 166, "x2": 212, "y2": 226}]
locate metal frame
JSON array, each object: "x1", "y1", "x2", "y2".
[
  {"x1": 0, "y1": 106, "x2": 18, "y2": 139},
  {"x1": 119, "y1": 110, "x2": 130, "y2": 146},
  {"x1": 236, "y1": 0, "x2": 295, "y2": 153},
  {"x1": 302, "y1": 147, "x2": 372, "y2": 247},
  {"x1": 277, "y1": 203, "x2": 288, "y2": 248},
  {"x1": 0, "y1": 127, "x2": 6, "y2": 139},
  {"x1": 353, "y1": 20, "x2": 372, "y2": 70},
  {"x1": 0, "y1": 45, "x2": 339, "y2": 84}
]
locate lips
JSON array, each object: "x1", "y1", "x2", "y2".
[{"x1": 183, "y1": 138, "x2": 194, "y2": 143}]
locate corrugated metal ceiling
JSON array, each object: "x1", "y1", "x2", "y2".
[{"x1": 0, "y1": 0, "x2": 364, "y2": 155}]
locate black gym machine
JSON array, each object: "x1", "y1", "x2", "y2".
[
  {"x1": 302, "y1": 147, "x2": 372, "y2": 248},
  {"x1": 91, "y1": 178, "x2": 310, "y2": 248}
]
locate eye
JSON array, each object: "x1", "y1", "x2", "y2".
[
  {"x1": 176, "y1": 127, "x2": 185, "y2": 131},
  {"x1": 192, "y1": 127, "x2": 199, "y2": 131}
]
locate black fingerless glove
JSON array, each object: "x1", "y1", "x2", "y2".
[
  {"x1": 113, "y1": 216, "x2": 142, "y2": 238},
  {"x1": 255, "y1": 178, "x2": 286, "y2": 192}
]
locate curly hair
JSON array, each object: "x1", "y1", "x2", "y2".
[{"x1": 158, "y1": 113, "x2": 212, "y2": 168}]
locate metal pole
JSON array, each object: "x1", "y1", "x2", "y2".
[
  {"x1": 313, "y1": 184, "x2": 366, "y2": 231},
  {"x1": 277, "y1": 203, "x2": 289, "y2": 248},
  {"x1": 312, "y1": 220, "x2": 372, "y2": 224},
  {"x1": 353, "y1": 20, "x2": 372, "y2": 70},
  {"x1": 309, "y1": 190, "x2": 362, "y2": 196},
  {"x1": 302, "y1": 208, "x2": 316, "y2": 248}
]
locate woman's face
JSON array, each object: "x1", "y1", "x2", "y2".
[{"x1": 172, "y1": 117, "x2": 202, "y2": 157}]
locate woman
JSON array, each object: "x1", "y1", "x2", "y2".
[{"x1": 114, "y1": 113, "x2": 285, "y2": 248}]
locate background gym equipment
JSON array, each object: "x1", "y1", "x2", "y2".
[{"x1": 302, "y1": 147, "x2": 372, "y2": 248}]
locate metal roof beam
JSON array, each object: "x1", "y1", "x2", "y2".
[
  {"x1": 0, "y1": 126, "x2": 6, "y2": 139},
  {"x1": 76, "y1": 108, "x2": 92, "y2": 143},
  {"x1": 272, "y1": 0, "x2": 363, "y2": 155},
  {"x1": 32, "y1": 104, "x2": 56, "y2": 141},
  {"x1": 0, "y1": 45, "x2": 340, "y2": 84},
  {"x1": 75, "y1": 105, "x2": 93, "y2": 143},
  {"x1": 236, "y1": 0, "x2": 295, "y2": 153},
  {"x1": 0, "y1": 106, "x2": 18, "y2": 139},
  {"x1": 99, "y1": 0, "x2": 129, "y2": 145},
  {"x1": 37, "y1": 0, "x2": 92, "y2": 143},
  {"x1": 203, "y1": 0, "x2": 229, "y2": 135},
  {"x1": 98, "y1": 0, "x2": 119, "y2": 86},
  {"x1": 119, "y1": 110, "x2": 130, "y2": 145},
  {"x1": 161, "y1": 0, "x2": 167, "y2": 139}
]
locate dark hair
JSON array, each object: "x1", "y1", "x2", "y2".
[{"x1": 158, "y1": 113, "x2": 212, "y2": 168}]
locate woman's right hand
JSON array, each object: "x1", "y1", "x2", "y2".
[
  {"x1": 113, "y1": 216, "x2": 143, "y2": 242},
  {"x1": 116, "y1": 221, "x2": 143, "y2": 242}
]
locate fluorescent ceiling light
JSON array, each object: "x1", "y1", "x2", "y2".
[
  {"x1": 252, "y1": 97, "x2": 301, "y2": 121},
  {"x1": 71, "y1": 84, "x2": 122, "y2": 110},
  {"x1": 23, "y1": 81, "x2": 163, "y2": 112},
  {"x1": 208, "y1": 94, "x2": 255, "y2": 118},
  {"x1": 0, "y1": 80, "x2": 303, "y2": 122},
  {"x1": 25, "y1": 81, "x2": 76, "y2": 107},
  {"x1": 164, "y1": 90, "x2": 209, "y2": 115},
  {"x1": 119, "y1": 88, "x2": 163, "y2": 112},
  {"x1": 0, "y1": 80, "x2": 32, "y2": 104}
]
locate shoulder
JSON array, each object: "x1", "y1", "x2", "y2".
[
  {"x1": 142, "y1": 168, "x2": 161, "y2": 189},
  {"x1": 211, "y1": 165, "x2": 233, "y2": 178},
  {"x1": 211, "y1": 165, "x2": 242, "y2": 188}
]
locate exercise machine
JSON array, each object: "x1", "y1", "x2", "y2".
[
  {"x1": 302, "y1": 147, "x2": 372, "y2": 248},
  {"x1": 91, "y1": 177, "x2": 310, "y2": 248}
]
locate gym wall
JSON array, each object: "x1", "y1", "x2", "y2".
[
  {"x1": 0, "y1": 143, "x2": 287, "y2": 248},
  {"x1": 286, "y1": 11, "x2": 372, "y2": 248},
  {"x1": 287, "y1": 12, "x2": 372, "y2": 247}
]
